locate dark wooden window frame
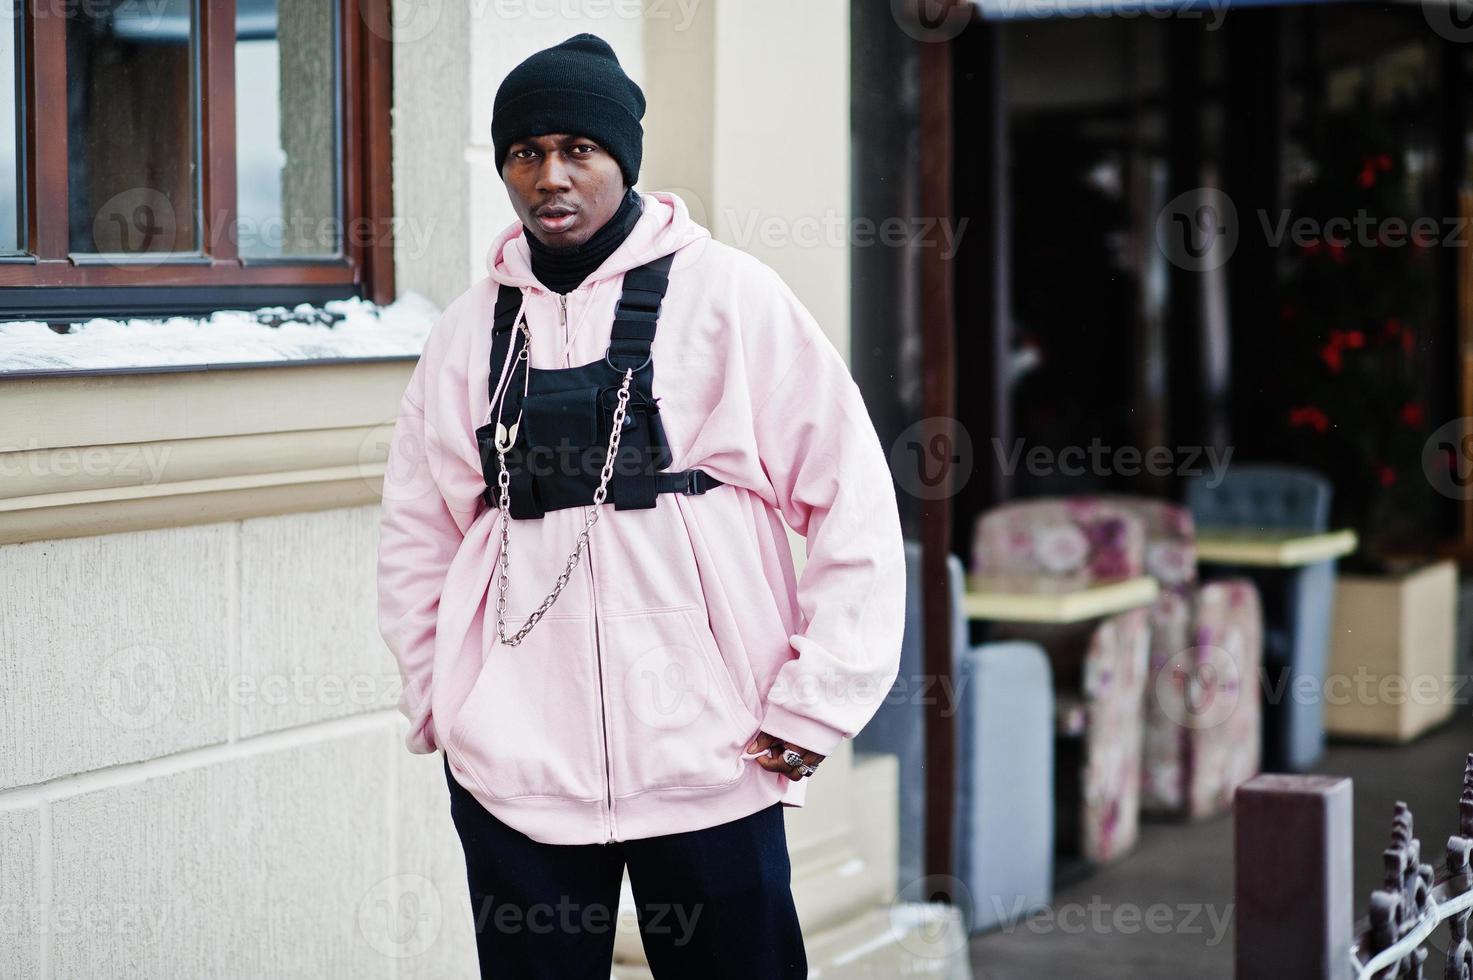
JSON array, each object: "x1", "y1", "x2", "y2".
[{"x1": 2, "y1": 0, "x2": 394, "y2": 321}]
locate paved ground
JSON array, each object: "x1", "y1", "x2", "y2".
[{"x1": 968, "y1": 712, "x2": 1473, "y2": 979}]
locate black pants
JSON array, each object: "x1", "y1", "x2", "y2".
[{"x1": 443, "y1": 755, "x2": 809, "y2": 978}]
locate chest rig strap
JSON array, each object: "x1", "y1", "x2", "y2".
[
  {"x1": 606, "y1": 251, "x2": 673, "y2": 370},
  {"x1": 479, "y1": 251, "x2": 725, "y2": 518}
]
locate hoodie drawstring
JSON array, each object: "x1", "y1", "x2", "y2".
[{"x1": 487, "y1": 290, "x2": 529, "y2": 426}]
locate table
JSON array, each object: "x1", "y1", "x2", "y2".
[
  {"x1": 963, "y1": 573, "x2": 1160, "y2": 870},
  {"x1": 963, "y1": 574, "x2": 1160, "y2": 624},
  {"x1": 1194, "y1": 529, "x2": 1358, "y2": 567}
]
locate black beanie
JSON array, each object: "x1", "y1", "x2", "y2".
[{"x1": 491, "y1": 33, "x2": 646, "y2": 188}]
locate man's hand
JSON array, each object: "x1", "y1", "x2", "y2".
[{"x1": 745, "y1": 731, "x2": 826, "y2": 781}]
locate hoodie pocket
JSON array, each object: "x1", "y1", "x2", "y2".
[
  {"x1": 444, "y1": 613, "x2": 605, "y2": 802},
  {"x1": 600, "y1": 604, "x2": 762, "y2": 799}
]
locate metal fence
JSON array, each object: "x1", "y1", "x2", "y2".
[{"x1": 1236, "y1": 755, "x2": 1473, "y2": 979}]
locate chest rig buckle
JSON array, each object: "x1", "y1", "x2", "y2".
[{"x1": 475, "y1": 251, "x2": 724, "y2": 520}]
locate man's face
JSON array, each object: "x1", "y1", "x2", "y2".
[{"x1": 502, "y1": 134, "x2": 625, "y2": 249}]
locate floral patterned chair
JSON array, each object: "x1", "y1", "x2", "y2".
[
  {"x1": 1098, "y1": 495, "x2": 1264, "y2": 820},
  {"x1": 970, "y1": 498, "x2": 1152, "y2": 864}
]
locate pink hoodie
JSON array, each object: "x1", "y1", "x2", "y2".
[{"x1": 377, "y1": 191, "x2": 906, "y2": 845}]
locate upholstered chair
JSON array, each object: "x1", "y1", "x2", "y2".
[{"x1": 970, "y1": 498, "x2": 1151, "y2": 864}]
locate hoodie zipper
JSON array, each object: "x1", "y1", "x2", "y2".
[
  {"x1": 587, "y1": 529, "x2": 616, "y2": 844},
  {"x1": 563, "y1": 288, "x2": 616, "y2": 843},
  {"x1": 559, "y1": 294, "x2": 569, "y2": 362}
]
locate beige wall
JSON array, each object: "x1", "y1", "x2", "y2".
[
  {"x1": 708, "y1": 0, "x2": 851, "y2": 357},
  {"x1": 0, "y1": 508, "x2": 479, "y2": 977}
]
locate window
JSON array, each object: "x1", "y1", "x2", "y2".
[
  {"x1": 1, "y1": 5, "x2": 20, "y2": 253},
  {"x1": 1, "y1": 0, "x2": 393, "y2": 321},
  {"x1": 235, "y1": 0, "x2": 340, "y2": 260}
]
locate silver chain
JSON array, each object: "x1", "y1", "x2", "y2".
[{"x1": 491, "y1": 316, "x2": 636, "y2": 647}]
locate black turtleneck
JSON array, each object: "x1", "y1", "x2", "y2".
[{"x1": 524, "y1": 187, "x2": 644, "y2": 294}]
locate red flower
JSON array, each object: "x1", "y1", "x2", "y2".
[
  {"x1": 1289, "y1": 406, "x2": 1331, "y2": 433},
  {"x1": 1401, "y1": 402, "x2": 1425, "y2": 427},
  {"x1": 1321, "y1": 329, "x2": 1363, "y2": 370}
]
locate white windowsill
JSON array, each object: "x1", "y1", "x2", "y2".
[
  {"x1": 0, "y1": 293, "x2": 441, "y2": 544},
  {"x1": 0, "y1": 292, "x2": 440, "y2": 376}
]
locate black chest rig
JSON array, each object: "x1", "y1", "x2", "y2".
[{"x1": 474, "y1": 252, "x2": 724, "y2": 520}]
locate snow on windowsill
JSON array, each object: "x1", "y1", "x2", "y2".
[{"x1": 0, "y1": 292, "x2": 441, "y2": 376}]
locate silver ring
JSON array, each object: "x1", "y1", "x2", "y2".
[
  {"x1": 605, "y1": 350, "x2": 652, "y2": 374},
  {"x1": 781, "y1": 748, "x2": 817, "y2": 777}
]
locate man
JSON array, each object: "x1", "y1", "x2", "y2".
[{"x1": 377, "y1": 33, "x2": 905, "y2": 978}]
